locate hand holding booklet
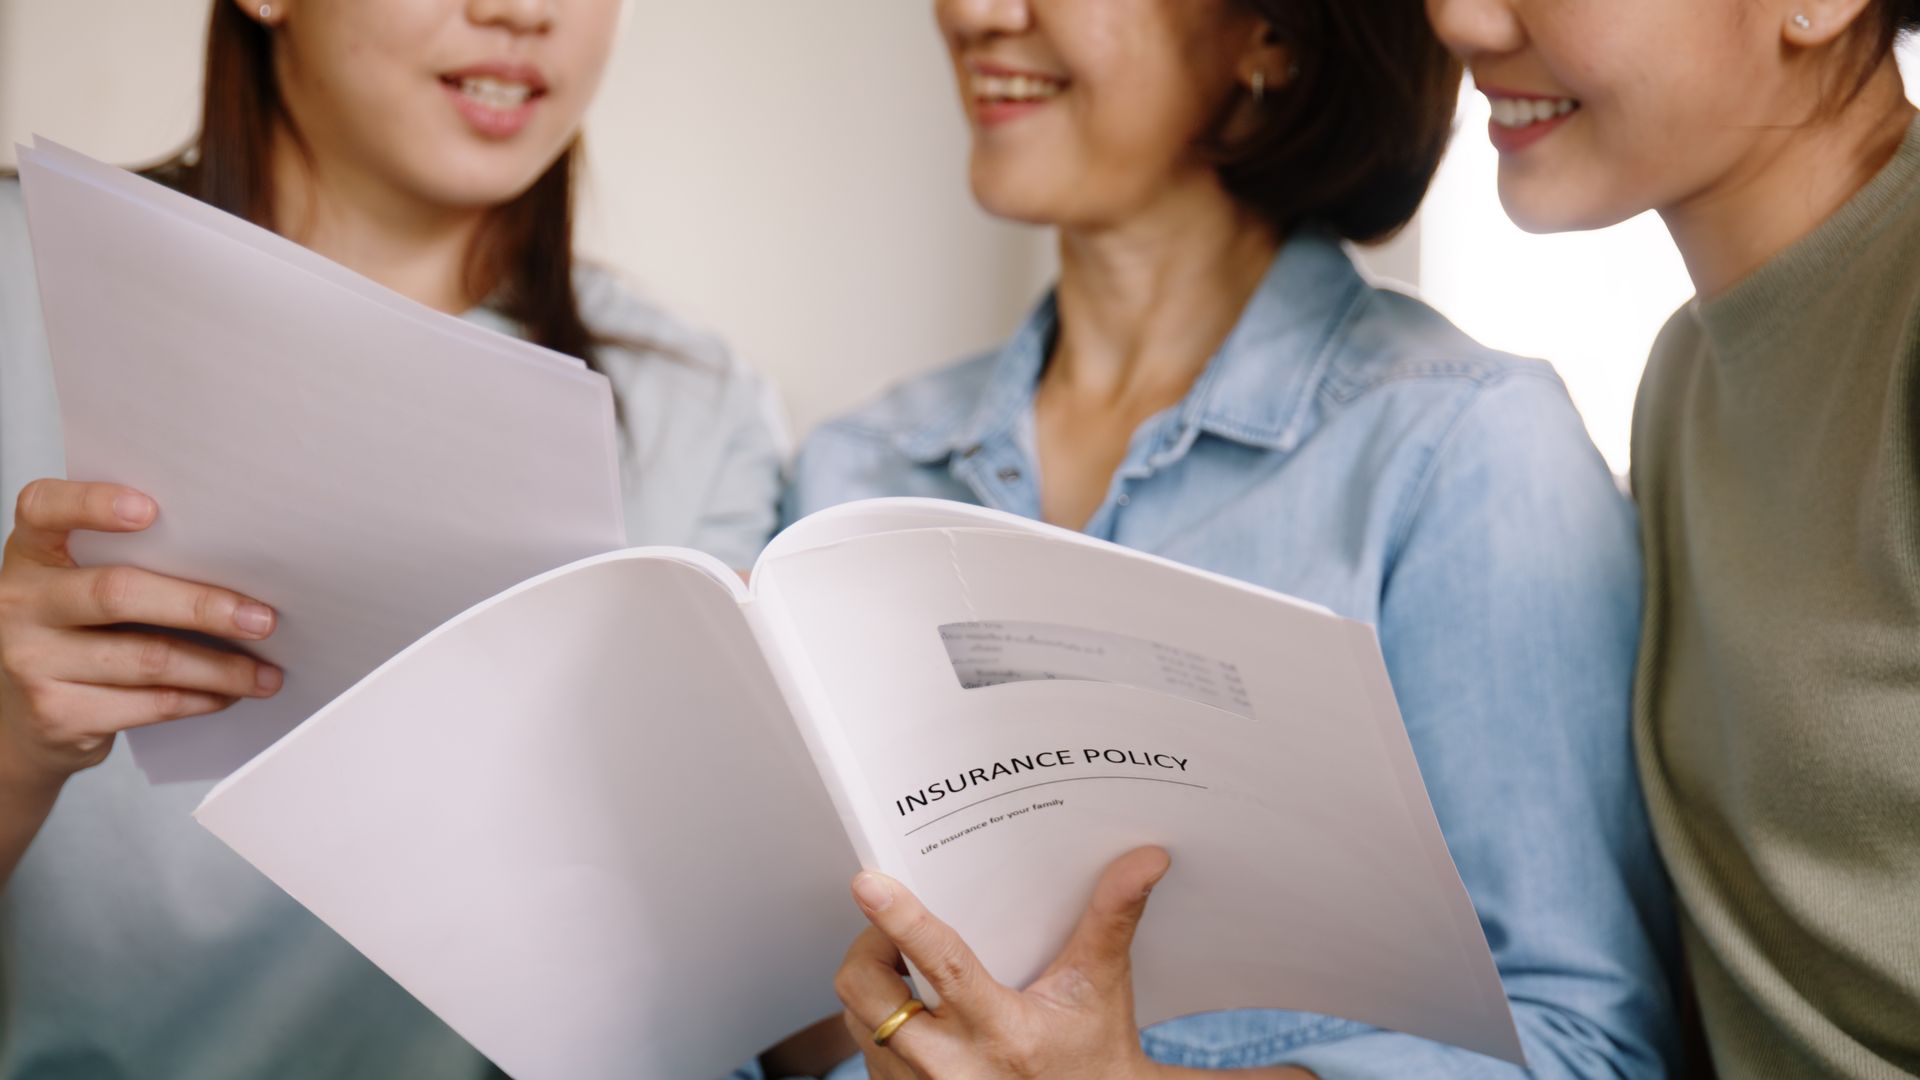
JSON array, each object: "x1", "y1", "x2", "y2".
[{"x1": 23, "y1": 143, "x2": 1524, "y2": 1079}]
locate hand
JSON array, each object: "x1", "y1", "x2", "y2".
[
  {"x1": 0, "y1": 480, "x2": 282, "y2": 788},
  {"x1": 833, "y1": 846, "x2": 1172, "y2": 1080}
]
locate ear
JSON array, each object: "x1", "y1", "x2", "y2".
[
  {"x1": 1235, "y1": 18, "x2": 1294, "y2": 95},
  {"x1": 233, "y1": 0, "x2": 293, "y2": 27},
  {"x1": 1780, "y1": 0, "x2": 1877, "y2": 48}
]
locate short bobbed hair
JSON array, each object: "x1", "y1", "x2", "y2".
[{"x1": 1215, "y1": 0, "x2": 1463, "y2": 244}]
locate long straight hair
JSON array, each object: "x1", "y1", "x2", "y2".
[{"x1": 153, "y1": 2, "x2": 601, "y2": 368}]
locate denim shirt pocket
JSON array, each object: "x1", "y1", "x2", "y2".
[{"x1": 1140, "y1": 1010, "x2": 1371, "y2": 1069}]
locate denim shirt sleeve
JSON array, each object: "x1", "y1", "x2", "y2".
[
  {"x1": 1285, "y1": 373, "x2": 1677, "y2": 1079},
  {"x1": 681, "y1": 372, "x2": 787, "y2": 570}
]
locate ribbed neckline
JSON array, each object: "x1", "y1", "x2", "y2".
[{"x1": 1696, "y1": 112, "x2": 1920, "y2": 358}]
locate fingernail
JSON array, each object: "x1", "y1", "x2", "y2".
[
  {"x1": 113, "y1": 493, "x2": 155, "y2": 525},
  {"x1": 254, "y1": 665, "x2": 283, "y2": 696},
  {"x1": 852, "y1": 873, "x2": 895, "y2": 913},
  {"x1": 234, "y1": 603, "x2": 274, "y2": 636}
]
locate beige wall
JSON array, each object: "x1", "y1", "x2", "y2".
[{"x1": 574, "y1": 2, "x2": 1052, "y2": 436}]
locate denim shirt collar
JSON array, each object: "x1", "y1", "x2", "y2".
[{"x1": 890, "y1": 226, "x2": 1368, "y2": 467}]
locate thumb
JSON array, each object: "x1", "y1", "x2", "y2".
[{"x1": 1043, "y1": 846, "x2": 1171, "y2": 990}]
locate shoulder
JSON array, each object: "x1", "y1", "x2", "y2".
[
  {"x1": 1324, "y1": 281, "x2": 1564, "y2": 408},
  {"x1": 805, "y1": 349, "x2": 1000, "y2": 452},
  {"x1": 784, "y1": 350, "x2": 1002, "y2": 521},
  {"x1": 573, "y1": 264, "x2": 782, "y2": 440},
  {"x1": 1308, "y1": 279, "x2": 1592, "y2": 490},
  {"x1": 0, "y1": 176, "x2": 47, "y2": 347},
  {"x1": 0, "y1": 178, "x2": 35, "y2": 292},
  {"x1": 0, "y1": 176, "x2": 23, "y2": 228},
  {"x1": 1309, "y1": 282, "x2": 1628, "y2": 544}
]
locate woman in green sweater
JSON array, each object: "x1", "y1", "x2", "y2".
[{"x1": 1425, "y1": 0, "x2": 1920, "y2": 1075}]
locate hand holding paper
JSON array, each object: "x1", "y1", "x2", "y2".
[
  {"x1": 18, "y1": 139, "x2": 628, "y2": 783},
  {"x1": 0, "y1": 479, "x2": 283, "y2": 787}
]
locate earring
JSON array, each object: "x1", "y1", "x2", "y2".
[
  {"x1": 1791, "y1": 12, "x2": 1813, "y2": 29},
  {"x1": 1251, "y1": 70, "x2": 1266, "y2": 105},
  {"x1": 258, "y1": 4, "x2": 273, "y2": 19}
]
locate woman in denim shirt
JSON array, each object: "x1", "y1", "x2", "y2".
[{"x1": 770, "y1": 0, "x2": 1678, "y2": 1077}]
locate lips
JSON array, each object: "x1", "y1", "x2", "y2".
[
  {"x1": 1479, "y1": 87, "x2": 1582, "y2": 155},
  {"x1": 439, "y1": 61, "x2": 549, "y2": 139},
  {"x1": 965, "y1": 62, "x2": 1069, "y2": 128}
]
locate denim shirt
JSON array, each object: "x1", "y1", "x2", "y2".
[{"x1": 781, "y1": 231, "x2": 1679, "y2": 1078}]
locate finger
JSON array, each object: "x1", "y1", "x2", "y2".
[
  {"x1": 851, "y1": 871, "x2": 1004, "y2": 1017},
  {"x1": 843, "y1": 1013, "x2": 920, "y2": 1080},
  {"x1": 1045, "y1": 846, "x2": 1172, "y2": 987},
  {"x1": 54, "y1": 630, "x2": 282, "y2": 699},
  {"x1": 36, "y1": 680, "x2": 239, "y2": 735},
  {"x1": 9, "y1": 480, "x2": 156, "y2": 563},
  {"x1": 835, "y1": 927, "x2": 917, "y2": 1030},
  {"x1": 45, "y1": 566, "x2": 276, "y2": 640}
]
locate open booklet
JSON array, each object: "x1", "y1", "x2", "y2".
[{"x1": 197, "y1": 497, "x2": 1526, "y2": 1079}]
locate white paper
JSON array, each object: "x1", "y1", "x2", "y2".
[
  {"x1": 17, "y1": 141, "x2": 626, "y2": 781},
  {"x1": 197, "y1": 550, "x2": 863, "y2": 1080},
  {"x1": 753, "y1": 526, "x2": 1525, "y2": 1065}
]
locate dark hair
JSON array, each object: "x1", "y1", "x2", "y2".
[
  {"x1": 150, "y1": 2, "x2": 601, "y2": 367},
  {"x1": 1215, "y1": 0, "x2": 1463, "y2": 244},
  {"x1": 1854, "y1": 0, "x2": 1920, "y2": 95}
]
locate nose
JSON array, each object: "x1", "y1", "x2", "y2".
[
  {"x1": 468, "y1": 0, "x2": 556, "y2": 34},
  {"x1": 935, "y1": 0, "x2": 1032, "y2": 41},
  {"x1": 1426, "y1": 0, "x2": 1525, "y2": 60}
]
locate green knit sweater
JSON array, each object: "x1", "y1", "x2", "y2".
[{"x1": 1631, "y1": 113, "x2": 1920, "y2": 1078}]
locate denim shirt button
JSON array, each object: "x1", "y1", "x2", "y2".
[
  {"x1": 997, "y1": 466, "x2": 1022, "y2": 483},
  {"x1": 1116, "y1": 493, "x2": 1131, "y2": 507}
]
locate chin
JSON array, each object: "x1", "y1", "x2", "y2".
[
  {"x1": 1495, "y1": 171, "x2": 1633, "y2": 236},
  {"x1": 967, "y1": 161, "x2": 1063, "y2": 228},
  {"x1": 412, "y1": 147, "x2": 565, "y2": 210}
]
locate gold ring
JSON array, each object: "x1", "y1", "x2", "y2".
[{"x1": 872, "y1": 998, "x2": 926, "y2": 1047}]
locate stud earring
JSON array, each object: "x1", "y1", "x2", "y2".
[
  {"x1": 258, "y1": 4, "x2": 272, "y2": 19},
  {"x1": 1792, "y1": 12, "x2": 1813, "y2": 29},
  {"x1": 1251, "y1": 70, "x2": 1266, "y2": 104}
]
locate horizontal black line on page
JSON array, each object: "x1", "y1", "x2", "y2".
[{"x1": 904, "y1": 775, "x2": 1211, "y2": 836}]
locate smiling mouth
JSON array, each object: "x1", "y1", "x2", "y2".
[
  {"x1": 970, "y1": 72, "x2": 1067, "y2": 104},
  {"x1": 442, "y1": 75, "x2": 544, "y2": 110},
  {"x1": 1489, "y1": 96, "x2": 1580, "y2": 129}
]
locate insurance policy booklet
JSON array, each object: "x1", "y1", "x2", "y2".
[{"x1": 197, "y1": 498, "x2": 1526, "y2": 1079}]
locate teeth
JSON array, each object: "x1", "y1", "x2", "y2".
[
  {"x1": 971, "y1": 72, "x2": 1066, "y2": 103},
  {"x1": 459, "y1": 76, "x2": 533, "y2": 110},
  {"x1": 1491, "y1": 96, "x2": 1578, "y2": 128}
]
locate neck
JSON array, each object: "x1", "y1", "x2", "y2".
[
  {"x1": 1661, "y1": 62, "x2": 1916, "y2": 298},
  {"x1": 1049, "y1": 176, "x2": 1280, "y2": 404},
  {"x1": 267, "y1": 125, "x2": 492, "y2": 313}
]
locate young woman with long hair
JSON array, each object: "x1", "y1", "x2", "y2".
[{"x1": 0, "y1": 2, "x2": 782, "y2": 1074}]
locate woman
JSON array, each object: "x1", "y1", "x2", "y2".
[
  {"x1": 1425, "y1": 0, "x2": 1920, "y2": 1074},
  {"x1": 780, "y1": 0, "x2": 1678, "y2": 1076},
  {"x1": 0, "y1": 1, "x2": 781, "y2": 1075}
]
